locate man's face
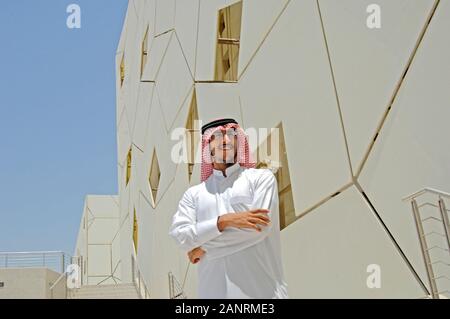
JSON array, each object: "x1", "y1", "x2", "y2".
[{"x1": 209, "y1": 128, "x2": 238, "y2": 164}]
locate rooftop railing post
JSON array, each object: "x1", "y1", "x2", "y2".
[
  {"x1": 411, "y1": 199, "x2": 439, "y2": 299},
  {"x1": 138, "y1": 270, "x2": 141, "y2": 294},
  {"x1": 438, "y1": 198, "x2": 450, "y2": 253},
  {"x1": 131, "y1": 255, "x2": 135, "y2": 283},
  {"x1": 78, "y1": 256, "x2": 81, "y2": 285},
  {"x1": 130, "y1": 254, "x2": 150, "y2": 299},
  {"x1": 168, "y1": 273, "x2": 172, "y2": 298}
]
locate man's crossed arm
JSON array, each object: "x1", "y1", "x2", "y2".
[
  {"x1": 169, "y1": 169, "x2": 278, "y2": 263},
  {"x1": 187, "y1": 208, "x2": 271, "y2": 263}
]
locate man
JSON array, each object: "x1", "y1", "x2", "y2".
[{"x1": 168, "y1": 118, "x2": 288, "y2": 299}]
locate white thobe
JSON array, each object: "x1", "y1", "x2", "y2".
[{"x1": 168, "y1": 162, "x2": 289, "y2": 299}]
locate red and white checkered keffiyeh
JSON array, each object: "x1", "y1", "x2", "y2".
[{"x1": 201, "y1": 121, "x2": 255, "y2": 182}]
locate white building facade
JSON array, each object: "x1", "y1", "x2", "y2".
[{"x1": 75, "y1": 0, "x2": 450, "y2": 298}]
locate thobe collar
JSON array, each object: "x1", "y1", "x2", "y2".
[{"x1": 212, "y1": 162, "x2": 241, "y2": 179}]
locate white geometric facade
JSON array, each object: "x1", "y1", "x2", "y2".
[
  {"x1": 76, "y1": 0, "x2": 450, "y2": 298},
  {"x1": 74, "y1": 195, "x2": 121, "y2": 285}
]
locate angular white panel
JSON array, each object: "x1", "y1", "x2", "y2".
[
  {"x1": 119, "y1": 183, "x2": 131, "y2": 224},
  {"x1": 238, "y1": 0, "x2": 289, "y2": 77},
  {"x1": 115, "y1": 52, "x2": 126, "y2": 124},
  {"x1": 87, "y1": 276, "x2": 110, "y2": 285},
  {"x1": 281, "y1": 186, "x2": 425, "y2": 298},
  {"x1": 88, "y1": 245, "x2": 112, "y2": 276},
  {"x1": 133, "y1": 0, "x2": 146, "y2": 14},
  {"x1": 196, "y1": 0, "x2": 244, "y2": 80},
  {"x1": 143, "y1": 0, "x2": 157, "y2": 33},
  {"x1": 117, "y1": 109, "x2": 132, "y2": 166},
  {"x1": 135, "y1": 193, "x2": 156, "y2": 288},
  {"x1": 359, "y1": 0, "x2": 450, "y2": 294},
  {"x1": 133, "y1": 83, "x2": 155, "y2": 151},
  {"x1": 319, "y1": 0, "x2": 435, "y2": 172},
  {"x1": 112, "y1": 261, "x2": 122, "y2": 281},
  {"x1": 115, "y1": 0, "x2": 135, "y2": 131},
  {"x1": 147, "y1": 180, "x2": 186, "y2": 297},
  {"x1": 117, "y1": 163, "x2": 124, "y2": 205},
  {"x1": 169, "y1": 87, "x2": 195, "y2": 135},
  {"x1": 195, "y1": 83, "x2": 243, "y2": 125},
  {"x1": 139, "y1": 92, "x2": 161, "y2": 207},
  {"x1": 118, "y1": 215, "x2": 132, "y2": 282},
  {"x1": 116, "y1": 2, "x2": 130, "y2": 55},
  {"x1": 86, "y1": 195, "x2": 119, "y2": 219},
  {"x1": 135, "y1": 0, "x2": 157, "y2": 78},
  {"x1": 88, "y1": 219, "x2": 119, "y2": 244},
  {"x1": 111, "y1": 231, "x2": 121, "y2": 276},
  {"x1": 141, "y1": 31, "x2": 173, "y2": 81},
  {"x1": 168, "y1": 88, "x2": 204, "y2": 184},
  {"x1": 174, "y1": 0, "x2": 200, "y2": 76},
  {"x1": 155, "y1": 36, "x2": 194, "y2": 131},
  {"x1": 239, "y1": 0, "x2": 350, "y2": 214},
  {"x1": 171, "y1": 166, "x2": 200, "y2": 296},
  {"x1": 130, "y1": 145, "x2": 144, "y2": 213},
  {"x1": 141, "y1": 95, "x2": 178, "y2": 206},
  {"x1": 155, "y1": 0, "x2": 176, "y2": 35},
  {"x1": 128, "y1": 198, "x2": 138, "y2": 236},
  {"x1": 123, "y1": 6, "x2": 141, "y2": 138}
]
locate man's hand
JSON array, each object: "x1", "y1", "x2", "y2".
[
  {"x1": 217, "y1": 209, "x2": 270, "y2": 232},
  {"x1": 187, "y1": 247, "x2": 205, "y2": 264}
]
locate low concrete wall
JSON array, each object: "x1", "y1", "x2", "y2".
[{"x1": 0, "y1": 268, "x2": 66, "y2": 299}]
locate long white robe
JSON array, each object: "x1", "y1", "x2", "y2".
[{"x1": 169, "y1": 162, "x2": 289, "y2": 299}]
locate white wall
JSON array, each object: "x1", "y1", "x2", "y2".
[
  {"x1": 74, "y1": 195, "x2": 121, "y2": 285},
  {"x1": 0, "y1": 268, "x2": 65, "y2": 299},
  {"x1": 90, "y1": 0, "x2": 450, "y2": 298}
]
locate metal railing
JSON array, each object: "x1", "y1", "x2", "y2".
[
  {"x1": 131, "y1": 254, "x2": 150, "y2": 299},
  {"x1": 168, "y1": 271, "x2": 187, "y2": 299},
  {"x1": 403, "y1": 187, "x2": 450, "y2": 299},
  {"x1": 0, "y1": 251, "x2": 69, "y2": 274}
]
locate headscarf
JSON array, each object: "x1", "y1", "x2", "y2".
[{"x1": 200, "y1": 118, "x2": 255, "y2": 182}]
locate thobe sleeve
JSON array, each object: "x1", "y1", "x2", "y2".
[
  {"x1": 168, "y1": 189, "x2": 223, "y2": 253},
  {"x1": 202, "y1": 169, "x2": 279, "y2": 259}
]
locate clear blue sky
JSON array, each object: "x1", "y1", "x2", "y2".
[{"x1": 0, "y1": 1, "x2": 128, "y2": 255}]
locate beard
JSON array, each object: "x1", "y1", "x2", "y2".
[{"x1": 212, "y1": 148, "x2": 237, "y2": 164}]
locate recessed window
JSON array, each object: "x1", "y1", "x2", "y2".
[
  {"x1": 126, "y1": 147, "x2": 132, "y2": 186},
  {"x1": 185, "y1": 90, "x2": 199, "y2": 181},
  {"x1": 214, "y1": 1, "x2": 242, "y2": 82},
  {"x1": 256, "y1": 124, "x2": 296, "y2": 229},
  {"x1": 120, "y1": 53, "x2": 125, "y2": 87},
  {"x1": 141, "y1": 26, "x2": 149, "y2": 77},
  {"x1": 133, "y1": 208, "x2": 138, "y2": 254},
  {"x1": 148, "y1": 149, "x2": 161, "y2": 206}
]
